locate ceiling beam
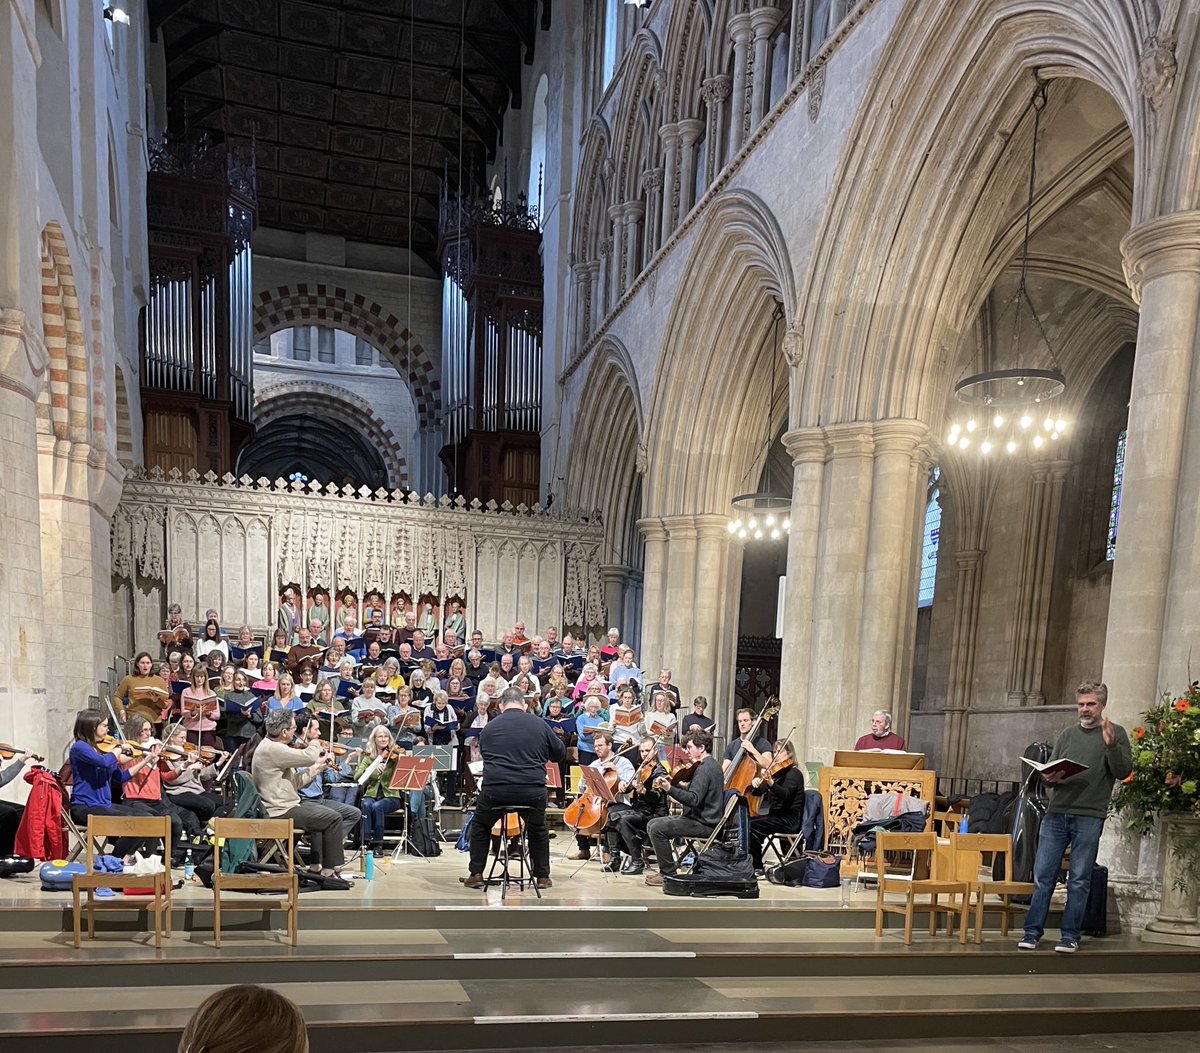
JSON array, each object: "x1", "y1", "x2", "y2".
[
  {"x1": 150, "y1": 0, "x2": 202, "y2": 36},
  {"x1": 165, "y1": 21, "x2": 222, "y2": 63}
]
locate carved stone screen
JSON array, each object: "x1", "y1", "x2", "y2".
[{"x1": 111, "y1": 469, "x2": 606, "y2": 655}]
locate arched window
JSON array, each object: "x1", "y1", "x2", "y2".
[
  {"x1": 528, "y1": 75, "x2": 549, "y2": 221},
  {"x1": 917, "y1": 467, "x2": 941, "y2": 608},
  {"x1": 1106, "y1": 428, "x2": 1127, "y2": 561},
  {"x1": 602, "y1": 3, "x2": 619, "y2": 88}
]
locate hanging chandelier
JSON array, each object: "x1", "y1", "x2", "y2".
[
  {"x1": 948, "y1": 79, "x2": 1069, "y2": 457},
  {"x1": 728, "y1": 305, "x2": 790, "y2": 544}
]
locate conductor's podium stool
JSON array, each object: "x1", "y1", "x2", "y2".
[{"x1": 486, "y1": 806, "x2": 540, "y2": 900}]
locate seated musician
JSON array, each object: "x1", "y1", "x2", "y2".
[
  {"x1": 267, "y1": 672, "x2": 305, "y2": 713},
  {"x1": 180, "y1": 667, "x2": 221, "y2": 747},
  {"x1": 353, "y1": 726, "x2": 419, "y2": 856},
  {"x1": 609, "y1": 736, "x2": 669, "y2": 875},
  {"x1": 114, "y1": 651, "x2": 170, "y2": 725},
  {"x1": 251, "y1": 708, "x2": 350, "y2": 881},
  {"x1": 463, "y1": 687, "x2": 564, "y2": 890},
  {"x1": 119, "y1": 715, "x2": 185, "y2": 859},
  {"x1": 853, "y1": 710, "x2": 907, "y2": 751},
  {"x1": 679, "y1": 696, "x2": 715, "y2": 737},
  {"x1": 567, "y1": 730, "x2": 635, "y2": 867},
  {"x1": 195, "y1": 619, "x2": 228, "y2": 662},
  {"x1": 293, "y1": 711, "x2": 362, "y2": 846},
  {"x1": 543, "y1": 695, "x2": 576, "y2": 807},
  {"x1": 68, "y1": 710, "x2": 159, "y2": 860},
  {"x1": 746, "y1": 740, "x2": 806, "y2": 875},
  {"x1": 599, "y1": 627, "x2": 622, "y2": 665},
  {"x1": 645, "y1": 728, "x2": 724, "y2": 886},
  {"x1": 723, "y1": 707, "x2": 772, "y2": 774},
  {"x1": 575, "y1": 695, "x2": 606, "y2": 767},
  {"x1": 161, "y1": 724, "x2": 226, "y2": 838},
  {"x1": 0, "y1": 747, "x2": 35, "y2": 854}
]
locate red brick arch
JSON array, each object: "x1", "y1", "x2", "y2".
[{"x1": 252, "y1": 284, "x2": 440, "y2": 427}]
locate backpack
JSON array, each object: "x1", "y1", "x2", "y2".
[
  {"x1": 407, "y1": 816, "x2": 442, "y2": 857},
  {"x1": 456, "y1": 811, "x2": 474, "y2": 852}
]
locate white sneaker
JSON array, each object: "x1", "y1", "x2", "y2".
[{"x1": 1054, "y1": 939, "x2": 1079, "y2": 953}]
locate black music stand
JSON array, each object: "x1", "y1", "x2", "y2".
[{"x1": 388, "y1": 756, "x2": 435, "y2": 861}]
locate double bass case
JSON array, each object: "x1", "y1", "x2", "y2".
[{"x1": 662, "y1": 843, "x2": 760, "y2": 899}]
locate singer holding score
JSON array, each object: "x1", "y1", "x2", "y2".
[{"x1": 1019, "y1": 680, "x2": 1132, "y2": 954}]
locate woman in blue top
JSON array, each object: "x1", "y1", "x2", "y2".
[
  {"x1": 68, "y1": 709, "x2": 160, "y2": 857},
  {"x1": 575, "y1": 695, "x2": 606, "y2": 768}
]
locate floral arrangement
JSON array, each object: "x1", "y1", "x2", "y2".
[{"x1": 1112, "y1": 683, "x2": 1200, "y2": 889}]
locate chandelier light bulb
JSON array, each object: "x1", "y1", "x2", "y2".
[
  {"x1": 966, "y1": 418, "x2": 977, "y2": 433},
  {"x1": 1055, "y1": 419, "x2": 1066, "y2": 432},
  {"x1": 980, "y1": 441, "x2": 992, "y2": 454},
  {"x1": 1019, "y1": 415, "x2": 1032, "y2": 430},
  {"x1": 737, "y1": 528, "x2": 748, "y2": 540},
  {"x1": 770, "y1": 529, "x2": 781, "y2": 540},
  {"x1": 1032, "y1": 434, "x2": 1044, "y2": 449},
  {"x1": 727, "y1": 520, "x2": 738, "y2": 533},
  {"x1": 782, "y1": 518, "x2": 791, "y2": 531},
  {"x1": 958, "y1": 436, "x2": 970, "y2": 450},
  {"x1": 764, "y1": 514, "x2": 775, "y2": 527},
  {"x1": 754, "y1": 529, "x2": 764, "y2": 541},
  {"x1": 1050, "y1": 431, "x2": 1059, "y2": 441},
  {"x1": 993, "y1": 413, "x2": 1004, "y2": 428},
  {"x1": 1043, "y1": 417, "x2": 1054, "y2": 431},
  {"x1": 1006, "y1": 440, "x2": 1017, "y2": 454}
]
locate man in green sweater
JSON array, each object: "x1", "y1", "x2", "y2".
[{"x1": 1019, "y1": 680, "x2": 1133, "y2": 953}]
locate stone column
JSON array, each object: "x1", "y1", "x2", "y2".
[
  {"x1": 600, "y1": 564, "x2": 627, "y2": 640},
  {"x1": 574, "y1": 259, "x2": 599, "y2": 347},
  {"x1": 658, "y1": 123, "x2": 681, "y2": 243},
  {"x1": 622, "y1": 200, "x2": 645, "y2": 288},
  {"x1": 856, "y1": 420, "x2": 928, "y2": 731},
  {"x1": 749, "y1": 6, "x2": 783, "y2": 129},
  {"x1": 640, "y1": 168, "x2": 663, "y2": 259},
  {"x1": 675, "y1": 118, "x2": 706, "y2": 218},
  {"x1": 607, "y1": 203, "x2": 626, "y2": 297},
  {"x1": 596, "y1": 240, "x2": 612, "y2": 320},
  {"x1": 777, "y1": 426, "x2": 828, "y2": 763},
  {"x1": 637, "y1": 517, "x2": 669, "y2": 674},
  {"x1": 941, "y1": 548, "x2": 984, "y2": 777},
  {"x1": 1104, "y1": 212, "x2": 1200, "y2": 729},
  {"x1": 1005, "y1": 460, "x2": 1070, "y2": 706},
  {"x1": 661, "y1": 515, "x2": 699, "y2": 685},
  {"x1": 727, "y1": 12, "x2": 754, "y2": 156},
  {"x1": 692, "y1": 514, "x2": 733, "y2": 708},
  {"x1": 805, "y1": 423, "x2": 875, "y2": 762},
  {"x1": 701, "y1": 75, "x2": 732, "y2": 184}
]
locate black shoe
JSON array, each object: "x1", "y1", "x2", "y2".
[
  {"x1": 601, "y1": 856, "x2": 622, "y2": 873},
  {"x1": 620, "y1": 860, "x2": 644, "y2": 875}
]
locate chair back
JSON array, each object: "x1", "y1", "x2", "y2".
[
  {"x1": 951, "y1": 831, "x2": 1014, "y2": 880},
  {"x1": 85, "y1": 814, "x2": 172, "y2": 871},
  {"x1": 874, "y1": 829, "x2": 937, "y2": 881},
  {"x1": 212, "y1": 817, "x2": 294, "y2": 874}
]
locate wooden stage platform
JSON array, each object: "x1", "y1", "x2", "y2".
[{"x1": 0, "y1": 849, "x2": 1197, "y2": 1052}]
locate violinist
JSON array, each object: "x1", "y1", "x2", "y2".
[
  {"x1": 644, "y1": 728, "x2": 724, "y2": 887},
  {"x1": 68, "y1": 710, "x2": 157, "y2": 859},
  {"x1": 113, "y1": 651, "x2": 171, "y2": 725},
  {"x1": 723, "y1": 708, "x2": 772, "y2": 774},
  {"x1": 161, "y1": 725, "x2": 226, "y2": 838},
  {"x1": 119, "y1": 715, "x2": 186, "y2": 857},
  {"x1": 353, "y1": 725, "x2": 406, "y2": 856},
  {"x1": 0, "y1": 746, "x2": 35, "y2": 855},
  {"x1": 293, "y1": 711, "x2": 361, "y2": 847},
  {"x1": 608, "y1": 736, "x2": 669, "y2": 875},
  {"x1": 567, "y1": 731, "x2": 635, "y2": 868},
  {"x1": 747, "y1": 740, "x2": 806, "y2": 875}
]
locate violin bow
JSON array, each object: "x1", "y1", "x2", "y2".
[{"x1": 103, "y1": 695, "x2": 127, "y2": 741}]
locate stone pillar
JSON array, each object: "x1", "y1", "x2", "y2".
[
  {"x1": 676, "y1": 119, "x2": 706, "y2": 218},
  {"x1": 728, "y1": 13, "x2": 754, "y2": 156},
  {"x1": 574, "y1": 259, "x2": 599, "y2": 347},
  {"x1": 658, "y1": 123, "x2": 681, "y2": 243},
  {"x1": 941, "y1": 548, "x2": 984, "y2": 778},
  {"x1": 806, "y1": 423, "x2": 875, "y2": 762},
  {"x1": 701, "y1": 75, "x2": 732, "y2": 184},
  {"x1": 778, "y1": 426, "x2": 828, "y2": 763},
  {"x1": 1005, "y1": 460, "x2": 1070, "y2": 705},
  {"x1": 637, "y1": 517, "x2": 669, "y2": 674},
  {"x1": 596, "y1": 240, "x2": 611, "y2": 319},
  {"x1": 661, "y1": 515, "x2": 699, "y2": 685},
  {"x1": 749, "y1": 6, "x2": 783, "y2": 129},
  {"x1": 856, "y1": 420, "x2": 928, "y2": 731},
  {"x1": 692, "y1": 513, "x2": 733, "y2": 708},
  {"x1": 600, "y1": 564, "x2": 627, "y2": 639},
  {"x1": 622, "y1": 200, "x2": 645, "y2": 287},
  {"x1": 1103, "y1": 212, "x2": 1200, "y2": 729},
  {"x1": 640, "y1": 168, "x2": 663, "y2": 259},
  {"x1": 607, "y1": 204, "x2": 625, "y2": 298}
]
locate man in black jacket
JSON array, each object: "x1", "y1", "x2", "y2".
[
  {"x1": 464, "y1": 687, "x2": 564, "y2": 890},
  {"x1": 645, "y1": 728, "x2": 724, "y2": 886}
]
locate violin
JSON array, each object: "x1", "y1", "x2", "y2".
[
  {"x1": 177, "y1": 741, "x2": 226, "y2": 763},
  {"x1": 766, "y1": 757, "x2": 795, "y2": 779},
  {"x1": 630, "y1": 756, "x2": 658, "y2": 796},
  {"x1": 319, "y1": 740, "x2": 360, "y2": 758},
  {"x1": 0, "y1": 743, "x2": 44, "y2": 763},
  {"x1": 94, "y1": 735, "x2": 163, "y2": 760}
]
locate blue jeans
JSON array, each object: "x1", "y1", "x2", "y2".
[
  {"x1": 1024, "y1": 812, "x2": 1105, "y2": 944},
  {"x1": 361, "y1": 796, "x2": 405, "y2": 844}
]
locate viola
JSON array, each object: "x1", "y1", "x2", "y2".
[{"x1": 0, "y1": 743, "x2": 44, "y2": 763}]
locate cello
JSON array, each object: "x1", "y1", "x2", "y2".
[
  {"x1": 563, "y1": 763, "x2": 620, "y2": 836},
  {"x1": 724, "y1": 698, "x2": 780, "y2": 802}
]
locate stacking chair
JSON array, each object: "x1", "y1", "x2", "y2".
[
  {"x1": 951, "y1": 831, "x2": 1034, "y2": 943},
  {"x1": 211, "y1": 817, "x2": 298, "y2": 947},
  {"x1": 72, "y1": 815, "x2": 173, "y2": 949},
  {"x1": 874, "y1": 830, "x2": 970, "y2": 945}
]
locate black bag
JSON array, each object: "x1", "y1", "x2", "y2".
[
  {"x1": 799, "y1": 851, "x2": 841, "y2": 888},
  {"x1": 663, "y1": 843, "x2": 759, "y2": 899},
  {"x1": 1081, "y1": 863, "x2": 1108, "y2": 937},
  {"x1": 406, "y1": 816, "x2": 442, "y2": 857},
  {"x1": 766, "y1": 856, "x2": 809, "y2": 887}
]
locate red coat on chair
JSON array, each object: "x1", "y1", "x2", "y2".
[{"x1": 14, "y1": 767, "x2": 68, "y2": 861}]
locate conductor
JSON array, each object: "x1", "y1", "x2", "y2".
[{"x1": 463, "y1": 686, "x2": 564, "y2": 890}]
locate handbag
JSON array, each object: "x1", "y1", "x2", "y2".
[{"x1": 799, "y1": 850, "x2": 841, "y2": 888}]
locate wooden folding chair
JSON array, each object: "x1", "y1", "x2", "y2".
[
  {"x1": 72, "y1": 815, "x2": 173, "y2": 949},
  {"x1": 951, "y1": 831, "x2": 1034, "y2": 943},
  {"x1": 211, "y1": 817, "x2": 298, "y2": 947},
  {"x1": 874, "y1": 830, "x2": 970, "y2": 945}
]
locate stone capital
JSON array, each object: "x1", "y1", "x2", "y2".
[
  {"x1": 607, "y1": 203, "x2": 625, "y2": 225},
  {"x1": 693, "y1": 512, "x2": 732, "y2": 541},
  {"x1": 749, "y1": 6, "x2": 784, "y2": 39},
  {"x1": 954, "y1": 549, "x2": 983, "y2": 571},
  {"x1": 657, "y1": 122, "x2": 682, "y2": 147},
  {"x1": 0, "y1": 307, "x2": 48, "y2": 401},
  {"x1": 622, "y1": 199, "x2": 646, "y2": 221},
  {"x1": 636, "y1": 516, "x2": 668, "y2": 543},
  {"x1": 871, "y1": 419, "x2": 930, "y2": 457},
  {"x1": 728, "y1": 11, "x2": 755, "y2": 45},
  {"x1": 781, "y1": 321, "x2": 803, "y2": 368},
  {"x1": 822, "y1": 421, "x2": 875, "y2": 460},
  {"x1": 782, "y1": 425, "x2": 827, "y2": 466},
  {"x1": 641, "y1": 168, "x2": 664, "y2": 192},
  {"x1": 701, "y1": 75, "x2": 732, "y2": 106},
  {"x1": 660, "y1": 514, "x2": 699, "y2": 541},
  {"x1": 676, "y1": 118, "x2": 706, "y2": 146},
  {"x1": 1121, "y1": 211, "x2": 1200, "y2": 302},
  {"x1": 599, "y1": 562, "x2": 630, "y2": 586}
]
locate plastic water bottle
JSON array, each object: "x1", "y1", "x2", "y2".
[
  {"x1": 959, "y1": 815, "x2": 969, "y2": 834},
  {"x1": 183, "y1": 849, "x2": 195, "y2": 881},
  {"x1": 364, "y1": 850, "x2": 375, "y2": 881}
]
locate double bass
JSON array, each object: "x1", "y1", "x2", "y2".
[{"x1": 724, "y1": 698, "x2": 780, "y2": 802}]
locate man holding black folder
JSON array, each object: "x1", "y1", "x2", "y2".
[
  {"x1": 1019, "y1": 680, "x2": 1132, "y2": 954},
  {"x1": 463, "y1": 687, "x2": 564, "y2": 890}
]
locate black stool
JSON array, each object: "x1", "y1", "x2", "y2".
[{"x1": 484, "y1": 806, "x2": 540, "y2": 900}]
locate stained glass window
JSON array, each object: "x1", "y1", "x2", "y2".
[
  {"x1": 1106, "y1": 429, "x2": 1127, "y2": 561},
  {"x1": 918, "y1": 468, "x2": 941, "y2": 608}
]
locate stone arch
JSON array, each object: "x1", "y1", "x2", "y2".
[
  {"x1": 251, "y1": 285, "x2": 440, "y2": 429},
  {"x1": 571, "y1": 117, "x2": 613, "y2": 264},
  {"x1": 643, "y1": 188, "x2": 795, "y2": 517},
  {"x1": 612, "y1": 30, "x2": 664, "y2": 202},
  {"x1": 114, "y1": 365, "x2": 135, "y2": 469},
  {"x1": 662, "y1": 0, "x2": 711, "y2": 123},
  {"x1": 252, "y1": 380, "x2": 410, "y2": 489},
  {"x1": 796, "y1": 1, "x2": 1147, "y2": 431},
  {"x1": 39, "y1": 221, "x2": 89, "y2": 444},
  {"x1": 565, "y1": 337, "x2": 644, "y2": 566}
]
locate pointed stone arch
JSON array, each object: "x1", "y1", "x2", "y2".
[
  {"x1": 252, "y1": 285, "x2": 440, "y2": 429},
  {"x1": 114, "y1": 365, "x2": 135, "y2": 469},
  {"x1": 572, "y1": 116, "x2": 614, "y2": 264},
  {"x1": 612, "y1": 30, "x2": 664, "y2": 202},
  {"x1": 662, "y1": 0, "x2": 712, "y2": 122},
  {"x1": 39, "y1": 221, "x2": 89, "y2": 444}
]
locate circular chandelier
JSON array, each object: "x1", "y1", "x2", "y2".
[
  {"x1": 728, "y1": 492, "x2": 791, "y2": 543},
  {"x1": 947, "y1": 79, "x2": 1069, "y2": 458}
]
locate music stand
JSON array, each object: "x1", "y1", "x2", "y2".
[
  {"x1": 413, "y1": 746, "x2": 456, "y2": 839},
  {"x1": 388, "y1": 756, "x2": 435, "y2": 861},
  {"x1": 569, "y1": 767, "x2": 619, "y2": 879},
  {"x1": 544, "y1": 762, "x2": 563, "y2": 790}
]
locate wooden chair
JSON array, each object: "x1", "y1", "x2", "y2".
[
  {"x1": 951, "y1": 831, "x2": 1034, "y2": 943},
  {"x1": 211, "y1": 817, "x2": 298, "y2": 947},
  {"x1": 72, "y1": 815, "x2": 173, "y2": 949},
  {"x1": 874, "y1": 830, "x2": 970, "y2": 945}
]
